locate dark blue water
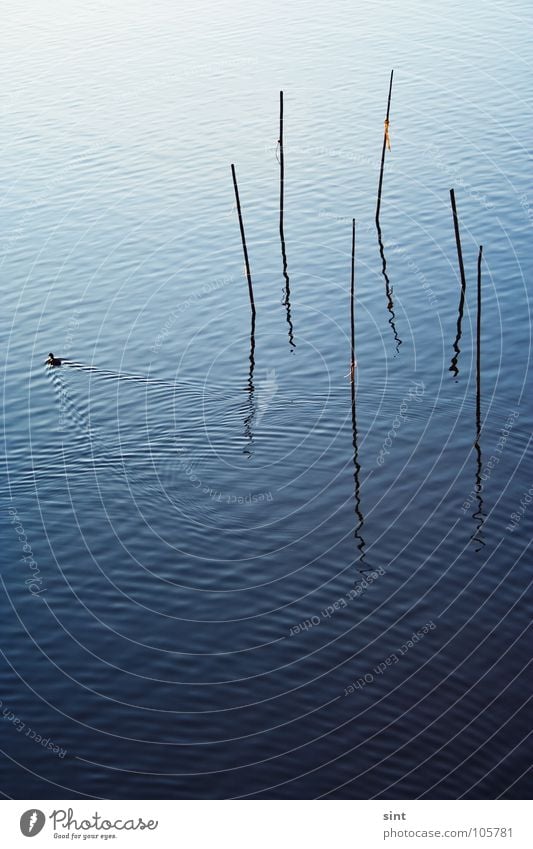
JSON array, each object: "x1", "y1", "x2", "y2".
[{"x1": 1, "y1": 0, "x2": 532, "y2": 799}]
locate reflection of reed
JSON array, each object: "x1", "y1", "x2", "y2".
[
  {"x1": 351, "y1": 376, "x2": 367, "y2": 564},
  {"x1": 375, "y1": 70, "x2": 401, "y2": 354},
  {"x1": 279, "y1": 91, "x2": 295, "y2": 349},
  {"x1": 472, "y1": 245, "x2": 485, "y2": 550},
  {"x1": 349, "y1": 220, "x2": 367, "y2": 565},
  {"x1": 243, "y1": 312, "x2": 256, "y2": 456},
  {"x1": 449, "y1": 189, "x2": 467, "y2": 379},
  {"x1": 376, "y1": 219, "x2": 402, "y2": 354}
]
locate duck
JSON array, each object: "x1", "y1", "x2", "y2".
[{"x1": 45, "y1": 352, "x2": 63, "y2": 367}]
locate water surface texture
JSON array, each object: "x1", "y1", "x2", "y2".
[{"x1": 1, "y1": 0, "x2": 532, "y2": 798}]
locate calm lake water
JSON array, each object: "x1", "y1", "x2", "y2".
[{"x1": 1, "y1": 0, "x2": 532, "y2": 799}]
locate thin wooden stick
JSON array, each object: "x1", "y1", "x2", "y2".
[
  {"x1": 375, "y1": 71, "x2": 401, "y2": 354},
  {"x1": 350, "y1": 218, "x2": 356, "y2": 375},
  {"x1": 376, "y1": 69, "x2": 394, "y2": 224},
  {"x1": 279, "y1": 91, "x2": 285, "y2": 230},
  {"x1": 231, "y1": 163, "x2": 256, "y2": 318},
  {"x1": 476, "y1": 245, "x2": 483, "y2": 427},
  {"x1": 450, "y1": 189, "x2": 467, "y2": 293}
]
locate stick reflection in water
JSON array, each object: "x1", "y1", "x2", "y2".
[
  {"x1": 472, "y1": 245, "x2": 485, "y2": 550},
  {"x1": 449, "y1": 189, "x2": 467, "y2": 379},
  {"x1": 243, "y1": 312, "x2": 256, "y2": 457},
  {"x1": 349, "y1": 220, "x2": 368, "y2": 567}
]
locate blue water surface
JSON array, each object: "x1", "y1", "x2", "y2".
[{"x1": 1, "y1": 0, "x2": 532, "y2": 798}]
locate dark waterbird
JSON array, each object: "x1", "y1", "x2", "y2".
[{"x1": 45, "y1": 352, "x2": 65, "y2": 367}]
